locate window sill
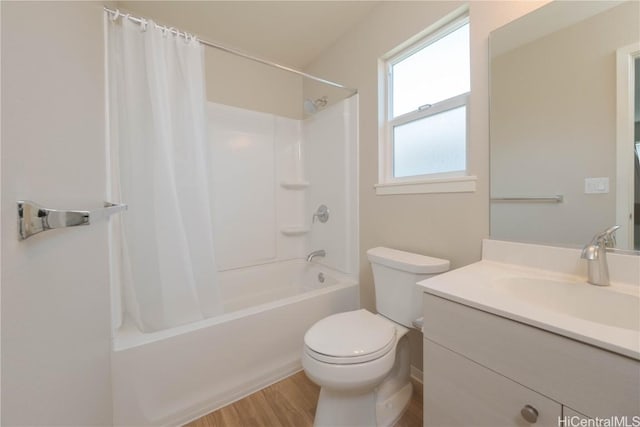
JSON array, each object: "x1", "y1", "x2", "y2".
[{"x1": 374, "y1": 175, "x2": 477, "y2": 195}]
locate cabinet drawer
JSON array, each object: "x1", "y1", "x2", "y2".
[
  {"x1": 422, "y1": 292, "x2": 640, "y2": 417},
  {"x1": 424, "y1": 338, "x2": 561, "y2": 427}
]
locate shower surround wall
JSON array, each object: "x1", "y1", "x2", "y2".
[
  {"x1": 207, "y1": 97, "x2": 358, "y2": 274},
  {"x1": 208, "y1": 103, "x2": 304, "y2": 269},
  {"x1": 304, "y1": 99, "x2": 358, "y2": 274}
]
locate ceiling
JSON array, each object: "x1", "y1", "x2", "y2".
[{"x1": 117, "y1": 1, "x2": 380, "y2": 69}]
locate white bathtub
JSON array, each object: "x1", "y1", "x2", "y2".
[{"x1": 111, "y1": 260, "x2": 359, "y2": 426}]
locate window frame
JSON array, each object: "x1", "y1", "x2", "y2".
[{"x1": 377, "y1": 14, "x2": 476, "y2": 195}]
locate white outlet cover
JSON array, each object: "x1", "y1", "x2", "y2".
[{"x1": 584, "y1": 177, "x2": 609, "y2": 194}]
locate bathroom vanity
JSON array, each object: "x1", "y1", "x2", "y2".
[
  {"x1": 418, "y1": 239, "x2": 640, "y2": 427},
  {"x1": 449, "y1": 1, "x2": 640, "y2": 423}
]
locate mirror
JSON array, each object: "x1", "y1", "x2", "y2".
[{"x1": 489, "y1": 0, "x2": 640, "y2": 252}]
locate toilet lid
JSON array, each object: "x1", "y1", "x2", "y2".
[{"x1": 304, "y1": 310, "x2": 396, "y2": 362}]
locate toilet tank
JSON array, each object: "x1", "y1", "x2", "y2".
[{"x1": 367, "y1": 247, "x2": 449, "y2": 328}]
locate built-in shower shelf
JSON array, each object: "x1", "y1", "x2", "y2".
[
  {"x1": 280, "y1": 226, "x2": 310, "y2": 236},
  {"x1": 280, "y1": 181, "x2": 309, "y2": 190}
]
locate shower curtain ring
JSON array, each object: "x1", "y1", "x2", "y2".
[
  {"x1": 110, "y1": 9, "x2": 120, "y2": 21},
  {"x1": 140, "y1": 18, "x2": 148, "y2": 32}
]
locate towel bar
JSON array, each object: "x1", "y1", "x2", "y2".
[
  {"x1": 490, "y1": 195, "x2": 563, "y2": 203},
  {"x1": 17, "y1": 200, "x2": 127, "y2": 241}
]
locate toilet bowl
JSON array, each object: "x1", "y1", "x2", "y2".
[
  {"x1": 302, "y1": 247, "x2": 450, "y2": 427},
  {"x1": 302, "y1": 309, "x2": 411, "y2": 426}
]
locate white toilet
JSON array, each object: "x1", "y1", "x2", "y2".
[{"x1": 302, "y1": 247, "x2": 450, "y2": 427}]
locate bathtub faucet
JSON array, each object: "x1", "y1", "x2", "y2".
[{"x1": 307, "y1": 249, "x2": 326, "y2": 262}]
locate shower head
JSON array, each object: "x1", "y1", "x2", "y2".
[
  {"x1": 303, "y1": 99, "x2": 317, "y2": 115},
  {"x1": 304, "y1": 96, "x2": 328, "y2": 115}
]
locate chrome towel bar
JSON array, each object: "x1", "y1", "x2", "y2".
[
  {"x1": 490, "y1": 195, "x2": 564, "y2": 203},
  {"x1": 17, "y1": 200, "x2": 127, "y2": 241}
]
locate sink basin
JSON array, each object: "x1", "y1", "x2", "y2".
[
  {"x1": 491, "y1": 277, "x2": 640, "y2": 331},
  {"x1": 416, "y1": 240, "x2": 640, "y2": 359}
]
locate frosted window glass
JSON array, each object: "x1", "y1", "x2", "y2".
[
  {"x1": 393, "y1": 106, "x2": 466, "y2": 178},
  {"x1": 392, "y1": 24, "x2": 469, "y2": 118}
]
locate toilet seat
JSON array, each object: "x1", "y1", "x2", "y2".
[
  {"x1": 304, "y1": 309, "x2": 396, "y2": 365},
  {"x1": 305, "y1": 339, "x2": 395, "y2": 364}
]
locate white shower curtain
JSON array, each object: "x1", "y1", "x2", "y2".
[{"x1": 106, "y1": 14, "x2": 221, "y2": 332}]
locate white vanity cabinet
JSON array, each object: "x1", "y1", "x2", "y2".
[
  {"x1": 424, "y1": 338, "x2": 561, "y2": 426},
  {"x1": 422, "y1": 293, "x2": 640, "y2": 427}
]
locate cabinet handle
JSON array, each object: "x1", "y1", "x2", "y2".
[{"x1": 520, "y1": 405, "x2": 539, "y2": 423}]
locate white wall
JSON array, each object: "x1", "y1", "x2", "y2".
[
  {"x1": 1, "y1": 1, "x2": 112, "y2": 425},
  {"x1": 116, "y1": 0, "x2": 305, "y2": 120},
  {"x1": 204, "y1": 49, "x2": 303, "y2": 120},
  {"x1": 304, "y1": 0, "x2": 548, "y2": 371}
]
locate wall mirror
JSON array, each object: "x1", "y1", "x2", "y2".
[{"x1": 489, "y1": 0, "x2": 640, "y2": 252}]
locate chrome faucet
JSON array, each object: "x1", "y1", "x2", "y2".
[
  {"x1": 581, "y1": 225, "x2": 620, "y2": 286},
  {"x1": 306, "y1": 249, "x2": 326, "y2": 262}
]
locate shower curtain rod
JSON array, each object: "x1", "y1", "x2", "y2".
[{"x1": 104, "y1": 7, "x2": 356, "y2": 93}]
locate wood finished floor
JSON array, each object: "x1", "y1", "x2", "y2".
[{"x1": 185, "y1": 371, "x2": 423, "y2": 427}]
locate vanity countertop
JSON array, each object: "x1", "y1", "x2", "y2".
[{"x1": 417, "y1": 240, "x2": 640, "y2": 360}]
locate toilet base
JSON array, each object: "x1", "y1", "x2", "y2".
[
  {"x1": 314, "y1": 387, "x2": 376, "y2": 427},
  {"x1": 376, "y1": 382, "x2": 413, "y2": 426},
  {"x1": 313, "y1": 380, "x2": 412, "y2": 427}
]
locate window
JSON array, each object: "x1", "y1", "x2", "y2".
[{"x1": 377, "y1": 16, "x2": 476, "y2": 195}]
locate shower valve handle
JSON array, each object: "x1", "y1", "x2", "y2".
[{"x1": 312, "y1": 205, "x2": 329, "y2": 224}]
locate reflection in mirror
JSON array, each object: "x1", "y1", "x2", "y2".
[{"x1": 489, "y1": 0, "x2": 640, "y2": 252}]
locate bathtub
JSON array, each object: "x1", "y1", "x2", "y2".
[{"x1": 111, "y1": 260, "x2": 359, "y2": 426}]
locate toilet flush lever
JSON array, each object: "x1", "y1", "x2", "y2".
[{"x1": 312, "y1": 205, "x2": 329, "y2": 223}]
